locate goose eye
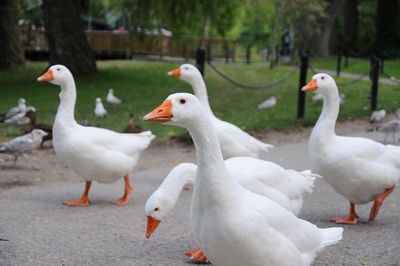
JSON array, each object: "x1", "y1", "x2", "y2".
[
  {"x1": 184, "y1": 67, "x2": 189, "y2": 70},
  {"x1": 154, "y1": 208, "x2": 159, "y2": 212},
  {"x1": 180, "y1": 99, "x2": 186, "y2": 104},
  {"x1": 57, "y1": 68, "x2": 61, "y2": 71},
  {"x1": 321, "y1": 76, "x2": 325, "y2": 80}
]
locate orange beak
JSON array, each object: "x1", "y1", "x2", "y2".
[
  {"x1": 143, "y1": 100, "x2": 173, "y2": 122},
  {"x1": 168, "y1": 67, "x2": 181, "y2": 77},
  {"x1": 146, "y1": 216, "x2": 161, "y2": 239},
  {"x1": 302, "y1": 79, "x2": 318, "y2": 91},
  {"x1": 37, "y1": 69, "x2": 54, "y2": 82}
]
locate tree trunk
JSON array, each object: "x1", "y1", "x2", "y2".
[
  {"x1": 313, "y1": 0, "x2": 346, "y2": 56},
  {"x1": 375, "y1": 0, "x2": 398, "y2": 52},
  {"x1": 270, "y1": 0, "x2": 281, "y2": 69},
  {"x1": 201, "y1": 16, "x2": 211, "y2": 48},
  {"x1": 344, "y1": 0, "x2": 358, "y2": 50},
  {"x1": 0, "y1": 0, "x2": 25, "y2": 69},
  {"x1": 42, "y1": 0, "x2": 96, "y2": 76}
]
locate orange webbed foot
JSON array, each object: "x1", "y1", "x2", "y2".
[
  {"x1": 185, "y1": 248, "x2": 209, "y2": 263},
  {"x1": 63, "y1": 199, "x2": 91, "y2": 206},
  {"x1": 111, "y1": 197, "x2": 130, "y2": 206},
  {"x1": 330, "y1": 216, "x2": 358, "y2": 224}
]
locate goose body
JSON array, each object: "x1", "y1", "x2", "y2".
[
  {"x1": 168, "y1": 64, "x2": 273, "y2": 159},
  {"x1": 146, "y1": 158, "x2": 317, "y2": 234},
  {"x1": 37, "y1": 65, "x2": 154, "y2": 206},
  {"x1": 303, "y1": 74, "x2": 399, "y2": 223},
  {"x1": 144, "y1": 93, "x2": 342, "y2": 266}
]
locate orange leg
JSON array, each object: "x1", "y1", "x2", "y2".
[
  {"x1": 112, "y1": 174, "x2": 132, "y2": 206},
  {"x1": 369, "y1": 186, "x2": 395, "y2": 222},
  {"x1": 185, "y1": 248, "x2": 209, "y2": 263},
  {"x1": 330, "y1": 201, "x2": 359, "y2": 224},
  {"x1": 63, "y1": 181, "x2": 92, "y2": 206}
]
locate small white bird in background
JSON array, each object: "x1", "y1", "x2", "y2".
[
  {"x1": 312, "y1": 92, "x2": 323, "y2": 102},
  {"x1": 369, "y1": 109, "x2": 386, "y2": 124},
  {"x1": 94, "y1": 98, "x2": 107, "y2": 118},
  {"x1": 313, "y1": 93, "x2": 345, "y2": 105},
  {"x1": 257, "y1": 96, "x2": 276, "y2": 110},
  {"x1": 106, "y1": 88, "x2": 122, "y2": 104},
  {"x1": 395, "y1": 108, "x2": 400, "y2": 119},
  {"x1": 375, "y1": 119, "x2": 400, "y2": 143},
  {"x1": 0, "y1": 129, "x2": 48, "y2": 169},
  {"x1": 4, "y1": 106, "x2": 36, "y2": 126},
  {"x1": 0, "y1": 98, "x2": 27, "y2": 123}
]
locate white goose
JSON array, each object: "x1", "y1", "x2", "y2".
[
  {"x1": 168, "y1": 64, "x2": 273, "y2": 159},
  {"x1": 37, "y1": 65, "x2": 155, "y2": 206},
  {"x1": 144, "y1": 93, "x2": 343, "y2": 266},
  {"x1": 146, "y1": 159, "x2": 318, "y2": 262},
  {"x1": 145, "y1": 159, "x2": 317, "y2": 235},
  {"x1": 303, "y1": 73, "x2": 399, "y2": 224}
]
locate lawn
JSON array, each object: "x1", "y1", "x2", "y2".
[
  {"x1": 309, "y1": 56, "x2": 400, "y2": 79},
  {"x1": 0, "y1": 60, "x2": 399, "y2": 140}
]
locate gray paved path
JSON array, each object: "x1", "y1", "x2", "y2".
[{"x1": 0, "y1": 130, "x2": 399, "y2": 266}]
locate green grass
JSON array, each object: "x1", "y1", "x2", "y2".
[
  {"x1": 1, "y1": 60, "x2": 400, "y2": 140},
  {"x1": 310, "y1": 56, "x2": 400, "y2": 78}
]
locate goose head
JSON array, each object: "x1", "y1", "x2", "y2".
[
  {"x1": 145, "y1": 192, "x2": 174, "y2": 238},
  {"x1": 95, "y1": 98, "x2": 102, "y2": 104},
  {"x1": 108, "y1": 88, "x2": 114, "y2": 95},
  {"x1": 37, "y1": 65, "x2": 73, "y2": 87},
  {"x1": 302, "y1": 73, "x2": 338, "y2": 98},
  {"x1": 143, "y1": 93, "x2": 203, "y2": 128},
  {"x1": 168, "y1": 64, "x2": 202, "y2": 84},
  {"x1": 144, "y1": 163, "x2": 196, "y2": 238}
]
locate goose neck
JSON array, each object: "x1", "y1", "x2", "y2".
[
  {"x1": 160, "y1": 165, "x2": 196, "y2": 197},
  {"x1": 186, "y1": 115, "x2": 240, "y2": 204},
  {"x1": 55, "y1": 78, "x2": 77, "y2": 126},
  {"x1": 190, "y1": 78, "x2": 214, "y2": 117},
  {"x1": 311, "y1": 89, "x2": 339, "y2": 143}
]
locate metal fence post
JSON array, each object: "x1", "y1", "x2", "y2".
[
  {"x1": 297, "y1": 52, "x2": 309, "y2": 119},
  {"x1": 336, "y1": 51, "x2": 342, "y2": 76},
  {"x1": 370, "y1": 56, "x2": 380, "y2": 111},
  {"x1": 196, "y1": 47, "x2": 206, "y2": 77},
  {"x1": 344, "y1": 49, "x2": 349, "y2": 69},
  {"x1": 246, "y1": 44, "x2": 251, "y2": 64}
]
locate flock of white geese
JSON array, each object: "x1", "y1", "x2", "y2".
[{"x1": 34, "y1": 64, "x2": 399, "y2": 266}]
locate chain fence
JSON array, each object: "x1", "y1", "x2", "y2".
[
  {"x1": 206, "y1": 62, "x2": 298, "y2": 90},
  {"x1": 308, "y1": 65, "x2": 372, "y2": 87}
]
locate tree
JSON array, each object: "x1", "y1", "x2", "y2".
[
  {"x1": 375, "y1": 0, "x2": 399, "y2": 53},
  {"x1": 343, "y1": 0, "x2": 358, "y2": 51},
  {"x1": 42, "y1": 0, "x2": 96, "y2": 76},
  {"x1": 122, "y1": 0, "x2": 241, "y2": 38},
  {"x1": 311, "y1": 0, "x2": 346, "y2": 56},
  {"x1": 0, "y1": 0, "x2": 25, "y2": 69},
  {"x1": 280, "y1": 0, "x2": 327, "y2": 52}
]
